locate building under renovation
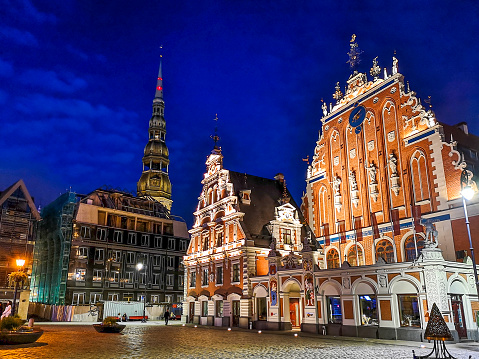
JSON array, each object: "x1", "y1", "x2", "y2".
[
  {"x1": 0, "y1": 180, "x2": 40, "y2": 313},
  {"x1": 31, "y1": 188, "x2": 189, "y2": 310}
]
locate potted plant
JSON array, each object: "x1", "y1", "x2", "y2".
[
  {"x1": 93, "y1": 316, "x2": 126, "y2": 333},
  {"x1": 0, "y1": 316, "x2": 44, "y2": 345}
]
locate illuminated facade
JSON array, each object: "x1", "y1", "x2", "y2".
[
  {"x1": 137, "y1": 61, "x2": 173, "y2": 210},
  {"x1": 31, "y1": 188, "x2": 188, "y2": 310},
  {"x1": 183, "y1": 145, "x2": 315, "y2": 329},
  {"x1": 0, "y1": 180, "x2": 40, "y2": 309},
  {"x1": 184, "y1": 44, "x2": 479, "y2": 341}
]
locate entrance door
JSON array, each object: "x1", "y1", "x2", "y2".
[
  {"x1": 289, "y1": 298, "x2": 300, "y2": 328},
  {"x1": 232, "y1": 300, "x2": 240, "y2": 327},
  {"x1": 189, "y1": 302, "x2": 195, "y2": 323},
  {"x1": 451, "y1": 297, "x2": 467, "y2": 339}
]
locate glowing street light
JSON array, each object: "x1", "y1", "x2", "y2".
[
  {"x1": 11, "y1": 258, "x2": 26, "y2": 316},
  {"x1": 136, "y1": 262, "x2": 147, "y2": 323},
  {"x1": 460, "y1": 169, "x2": 479, "y2": 297}
]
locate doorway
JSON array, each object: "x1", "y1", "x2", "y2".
[
  {"x1": 289, "y1": 298, "x2": 300, "y2": 328},
  {"x1": 451, "y1": 295, "x2": 467, "y2": 339},
  {"x1": 232, "y1": 300, "x2": 240, "y2": 327}
]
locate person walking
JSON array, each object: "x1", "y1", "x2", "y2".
[
  {"x1": 1, "y1": 301, "x2": 12, "y2": 319},
  {"x1": 163, "y1": 309, "x2": 170, "y2": 325}
]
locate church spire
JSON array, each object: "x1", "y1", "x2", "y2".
[{"x1": 137, "y1": 55, "x2": 173, "y2": 210}]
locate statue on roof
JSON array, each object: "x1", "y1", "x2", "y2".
[{"x1": 347, "y1": 34, "x2": 363, "y2": 71}]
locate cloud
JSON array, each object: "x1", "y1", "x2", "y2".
[
  {"x1": 19, "y1": 69, "x2": 87, "y2": 93},
  {"x1": 0, "y1": 26, "x2": 38, "y2": 47},
  {"x1": 66, "y1": 45, "x2": 89, "y2": 61},
  {"x1": 0, "y1": 57, "x2": 14, "y2": 77},
  {"x1": 2, "y1": 0, "x2": 56, "y2": 24}
]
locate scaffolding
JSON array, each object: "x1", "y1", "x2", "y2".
[{"x1": 30, "y1": 192, "x2": 76, "y2": 305}]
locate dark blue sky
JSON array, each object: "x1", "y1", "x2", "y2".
[{"x1": 1, "y1": 0, "x2": 478, "y2": 226}]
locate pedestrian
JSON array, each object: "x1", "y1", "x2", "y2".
[
  {"x1": 118, "y1": 313, "x2": 122, "y2": 322},
  {"x1": 164, "y1": 309, "x2": 170, "y2": 325},
  {"x1": 122, "y1": 313, "x2": 127, "y2": 322},
  {"x1": 1, "y1": 301, "x2": 12, "y2": 319}
]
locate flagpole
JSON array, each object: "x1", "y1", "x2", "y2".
[{"x1": 410, "y1": 203, "x2": 418, "y2": 259}]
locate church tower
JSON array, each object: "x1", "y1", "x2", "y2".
[{"x1": 137, "y1": 60, "x2": 173, "y2": 210}]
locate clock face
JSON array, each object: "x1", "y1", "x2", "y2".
[{"x1": 349, "y1": 105, "x2": 366, "y2": 128}]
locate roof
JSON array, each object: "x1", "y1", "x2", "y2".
[
  {"x1": 440, "y1": 121, "x2": 479, "y2": 151},
  {"x1": 228, "y1": 171, "x2": 310, "y2": 244},
  {"x1": 0, "y1": 179, "x2": 41, "y2": 220}
]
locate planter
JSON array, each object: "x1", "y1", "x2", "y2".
[
  {"x1": 93, "y1": 324, "x2": 126, "y2": 333},
  {"x1": 0, "y1": 329, "x2": 44, "y2": 345}
]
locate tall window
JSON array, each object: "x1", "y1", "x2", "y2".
[
  {"x1": 232, "y1": 263, "x2": 240, "y2": 283},
  {"x1": 80, "y1": 226, "x2": 91, "y2": 239},
  {"x1": 398, "y1": 295, "x2": 420, "y2": 327},
  {"x1": 202, "y1": 268, "x2": 208, "y2": 286},
  {"x1": 141, "y1": 234, "x2": 150, "y2": 246},
  {"x1": 347, "y1": 246, "x2": 363, "y2": 266},
  {"x1": 77, "y1": 247, "x2": 88, "y2": 259},
  {"x1": 375, "y1": 239, "x2": 395, "y2": 263},
  {"x1": 216, "y1": 232, "x2": 223, "y2": 247},
  {"x1": 410, "y1": 150, "x2": 430, "y2": 203},
  {"x1": 127, "y1": 233, "x2": 137, "y2": 245},
  {"x1": 72, "y1": 292, "x2": 85, "y2": 305},
  {"x1": 404, "y1": 236, "x2": 425, "y2": 262},
  {"x1": 75, "y1": 268, "x2": 86, "y2": 281},
  {"x1": 326, "y1": 249, "x2": 340, "y2": 269},
  {"x1": 282, "y1": 228, "x2": 292, "y2": 244},
  {"x1": 97, "y1": 228, "x2": 107, "y2": 241},
  {"x1": 328, "y1": 296, "x2": 342, "y2": 324},
  {"x1": 215, "y1": 300, "x2": 224, "y2": 317},
  {"x1": 202, "y1": 301, "x2": 208, "y2": 316},
  {"x1": 113, "y1": 231, "x2": 123, "y2": 243},
  {"x1": 168, "y1": 238, "x2": 175, "y2": 250},
  {"x1": 202, "y1": 235, "x2": 209, "y2": 251},
  {"x1": 257, "y1": 297, "x2": 267, "y2": 321},
  {"x1": 167, "y1": 274, "x2": 174, "y2": 286},
  {"x1": 216, "y1": 266, "x2": 223, "y2": 285},
  {"x1": 190, "y1": 271, "x2": 196, "y2": 287}
]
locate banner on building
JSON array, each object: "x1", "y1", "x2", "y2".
[
  {"x1": 339, "y1": 220, "x2": 346, "y2": 244},
  {"x1": 323, "y1": 223, "x2": 330, "y2": 246},
  {"x1": 391, "y1": 209, "x2": 400, "y2": 236},
  {"x1": 354, "y1": 216, "x2": 363, "y2": 241},
  {"x1": 370, "y1": 212, "x2": 380, "y2": 239},
  {"x1": 413, "y1": 205, "x2": 422, "y2": 232}
]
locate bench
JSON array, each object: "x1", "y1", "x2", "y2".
[{"x1": 127, "y1": 316, "x2": 148, "y2": 321}]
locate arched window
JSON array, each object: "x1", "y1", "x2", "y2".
[
  {"x1": 347, "y1": 246, "x2": 364, "y2": 266},
  {"x1": 326, "y1": 248, "x2": 340, "y2": 269},
  {"x1": 404, "y1": 236, "x2": 425, "y2": 262},
  {"x1": 410, "y1": 150, "x2": 430, "y2": 203},
  {"x1": 375, "y1": 239, "x2": 395, "y2": 263}
]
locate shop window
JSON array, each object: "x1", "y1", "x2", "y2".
[
  {"x1": 202, "y1": 301, "x2": 208, "y2": 316},
  {"x1": 327, "y1": 296, "x2": 342, "y2": 324},
  {"x1": 232, "y1": 263, "x2": 240, "y2": 283},
  {"x1": 347, "y1": 246, "x2": 364, "y2": 266},
  {"x1": 72, "y1": 292, "x2": 85, "y2": 305},
  {"x1": 359, "y1": 295, "x2": 378, "y2": 325},
  {"x1": 257, "y1": 297, "x2": 267, "y2": 321},
  {"x1": 375, "y1": 239, "x2": 395, "y2": 263},
  {"x1": 151, "y1": 295, "x2": 159, "y2": 304},
  {"x1": 216, "y1": 300, "x2": 224, "y2": 317},
  {"x1": 108, "y1": 293, "x2": 119, "y2": 301},
  {"x1": 326, "y1": 249, "x2": 340, "y2": 269},
  {"x1": 404, "y1": 237, "x2": 425, "y2": 262},
  {"x1": 90, "y1": 293, "x2": 102, "y2": 304},
  {"x1": 398, "y1": 295, "x2": 421, "y2": 327}
]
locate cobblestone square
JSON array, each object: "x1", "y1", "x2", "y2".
[{"x1": 0, "y1": 324, "x2": 477, "y2": 359}]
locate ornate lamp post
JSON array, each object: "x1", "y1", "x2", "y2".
[
  {"x1": 9, "y1": 258, "x2": 26, "y2": 316},
  {"x1": 136, "y1": 262, "x2": 147, "y2": 323},
  {"x1": 460, "y1": 169, "x2": 479, "y2": 297}
]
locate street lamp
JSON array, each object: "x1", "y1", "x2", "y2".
[
  {"x1": 11, "y1": 259, "x2": 26, "y2": 316},
  {"x1": 136, "y1": 262, "x2": 147, "y2": 323},
  {"x1": 460, "y1": 169, "x2": 479, "y2": 297}
]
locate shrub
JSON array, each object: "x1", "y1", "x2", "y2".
[
  {"x1": 102, "y1": 316, "x2": 118, "y2": 326},
  {"x1": 0, "y1": 317, "x2": 24, "y2": 331}
]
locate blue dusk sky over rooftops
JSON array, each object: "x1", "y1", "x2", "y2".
[{"x1": 0, "y1": 0, "x2": 478, "y2": 226}]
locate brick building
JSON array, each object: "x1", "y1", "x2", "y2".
[{"x1": 183, "y1": 145, "x2": 314, "y2": 329}]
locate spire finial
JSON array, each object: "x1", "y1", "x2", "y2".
[
  {"x1": 347, "y1": 34, "x2": 363, "y2": 71},
  {"x1": 210, "y1": 114, "x2": 221, "y2": 150},
  {"x1": 155, "y1": 46, "x2": 164, "y2": 99}
]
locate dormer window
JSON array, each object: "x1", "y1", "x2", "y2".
[{"x1": 239, "y1": 190, "x2": 251, "y2": 205}]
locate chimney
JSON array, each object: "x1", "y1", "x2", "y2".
[{"x1": 456, "y1": 122, "x2": 469, "y2": 135}]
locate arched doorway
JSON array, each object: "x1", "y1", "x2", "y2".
[{"x1": 283, "y1": 279, "x2": 302, "y2": 329}]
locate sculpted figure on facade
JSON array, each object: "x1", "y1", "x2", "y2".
[
  {"x1": 333, "y1": 175, "x2": 342, "y2": 211},
  {"x1": 322, "y1": 101, "x2": 328, "y2": 117},
  {"x1": 392, "y1": 56, "x2": 398, "y2": 75}
]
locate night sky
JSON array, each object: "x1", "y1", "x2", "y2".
[{"x1": 1, "y1": 1, "x2": 478, "y2": 227}]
